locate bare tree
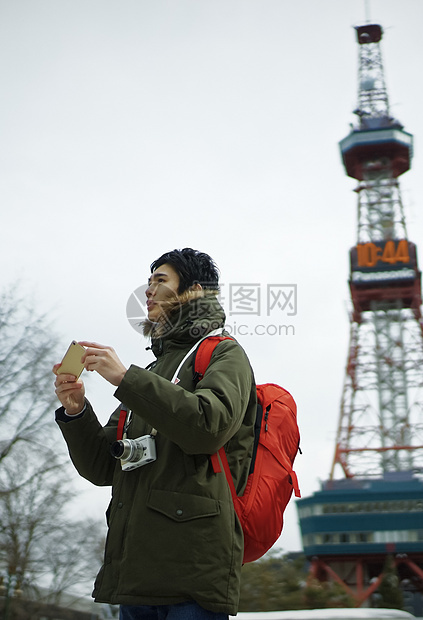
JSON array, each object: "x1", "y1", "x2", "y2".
[
  {"x1": 0, "y1": 286, "x2": 60, "y2": 480},
  {"x1": 0, "y1": 285, "x2": 106, "y2": 609},
  {"x1": 0, "y1": 444, "x2": 105, "y2": 604}
]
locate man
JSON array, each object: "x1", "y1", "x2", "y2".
[{"x1": 54, "y1": 248, "x2": 256, "y2": 620}]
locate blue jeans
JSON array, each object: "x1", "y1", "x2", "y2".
[{"x1": 119, "y1": 601, "x2": 229, "y2": 620}]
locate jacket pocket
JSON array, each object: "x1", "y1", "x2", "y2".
[{"x1": 147, "y1": 489, "x2": 220, "y2": 522}]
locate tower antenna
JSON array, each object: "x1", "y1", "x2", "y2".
[{"x1": 364, "y1": 0, "x2": 371, "y2": 23}]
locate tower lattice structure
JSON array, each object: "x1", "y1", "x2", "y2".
[
  {"x1": 297, "y1": 24, "x2": 423, "y2": 609},
  {"x1": 332, "y1": 23, "x2": 423, "y2": 482}
]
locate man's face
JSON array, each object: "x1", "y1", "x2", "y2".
[{"x1": 146, "y1": 263, "x2": 181, "y2": 322}]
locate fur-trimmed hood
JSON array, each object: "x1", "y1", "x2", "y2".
[{"x1": 142, "y1": 290, "x2": 224, "y2": 348}]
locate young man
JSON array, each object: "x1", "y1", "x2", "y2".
[{"x1": 54, "y1": 248, "x2": 256, "y2": 620}]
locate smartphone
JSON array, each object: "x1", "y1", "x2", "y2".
[{"x1": 57, "y1": 341, "x2": 86, "y2": 378}]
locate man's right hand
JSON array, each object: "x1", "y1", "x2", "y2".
[{"x1": 53, "y1": 364, "x2": 86, "y2": 414}]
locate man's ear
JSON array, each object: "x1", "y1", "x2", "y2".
[{"x1": 191, "y1": 282, "x2": 203, "y2": 291}]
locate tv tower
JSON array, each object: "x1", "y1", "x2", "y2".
[
  {"x1": 297, "y1": 24, "x2": 423, "y2": 611},
  {"x1": 333, "y1": 23, "x2": 423, "y2": 481}
]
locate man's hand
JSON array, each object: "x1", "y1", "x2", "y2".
[
  {"x1": 53, "y1": 365, "x2": 86, "y2": 414},
  {"x1": 79, "y1": 341, "x2": 127, "y2": 386}
]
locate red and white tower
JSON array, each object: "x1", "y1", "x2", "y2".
[
  {"x1": 298, "y1": 24, "x2": 423, "y2": 610},
  {"x1": 333, "y1": 24, "x2": 423, "y2": 481}
]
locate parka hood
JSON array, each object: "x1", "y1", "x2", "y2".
[{"x1": 142, "y1": 290, "x2": 224, "y2": 354}]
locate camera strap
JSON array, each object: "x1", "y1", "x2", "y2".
[{"x1": 170, "y1": 328, "x2": 224, "y2": 385}]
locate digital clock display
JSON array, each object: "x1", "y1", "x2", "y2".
[{"x1": 350, "y1": 239, "x2": 418, "y2": 286}]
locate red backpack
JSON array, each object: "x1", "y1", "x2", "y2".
[{"x1": 194, "y1": 336, "x2": 301, "y2": 564}]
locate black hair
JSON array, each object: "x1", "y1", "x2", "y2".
[{"x1": 150, "y1": 248, "x2": 220, "y2": 294}]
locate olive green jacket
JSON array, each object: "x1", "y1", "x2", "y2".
[{"x1": 56, "y1": 295, "x2": 256, "y2": 614}]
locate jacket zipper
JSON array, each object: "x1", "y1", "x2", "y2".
[{"x1": 264, "y1": 405, "x2": 271, "y2": 432}]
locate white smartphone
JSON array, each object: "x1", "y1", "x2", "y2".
[{"x1": 57, "y1": 341, "x2": 86, "y2": 378}]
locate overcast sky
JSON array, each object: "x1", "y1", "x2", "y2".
[{"x1": 1, "y1": 0, "x2": 423, "y2": 553}]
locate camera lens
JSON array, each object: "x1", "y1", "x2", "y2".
[{"x1": 110, "y1": 441, "x2": 125, "y2": 459}]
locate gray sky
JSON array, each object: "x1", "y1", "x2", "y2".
[{"x1": 1, "y1": 0, "x2": 423, "y2": 553}]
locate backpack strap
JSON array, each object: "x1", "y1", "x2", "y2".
[
  {"x1": 291, "y1": 469, "x2": 301, "y2": 498},
  {"x1": 193, "y1": 336, "x2": 233, "y2": 382},
  {"x1": 117, "y1": 405, "x2": 128, "y2": 441},
  {"x1": 216, "y1": 446, "x2": 237, "y2": 501},
  {"x1": 193, "y1": 336, "x2": 237, "y2": 486}
]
